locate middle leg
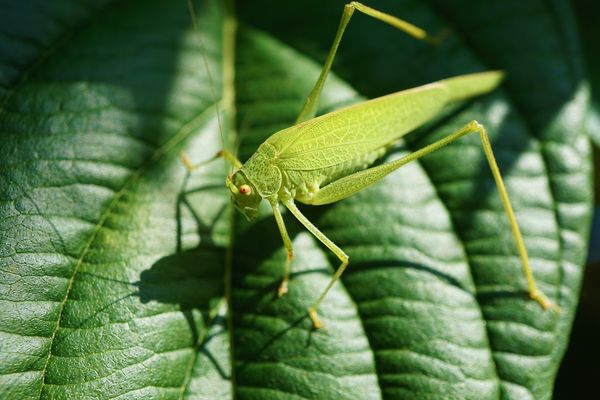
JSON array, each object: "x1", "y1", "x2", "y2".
[
  {"x1": 269, "y1": 198, "x2": 294, "y2": 298},
  {"x1": 283, "y1": 198, "x2": 349, "y2": 329}
]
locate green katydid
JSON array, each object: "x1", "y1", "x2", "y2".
[{"x1": 184, "y1": 1, "x2": 558, "y2": 329}]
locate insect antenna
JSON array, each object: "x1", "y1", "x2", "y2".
[
  {"x1": 186, "y1": 0, "x2": 229, "y2": 170},
  {"x1": 185, "y1": 2, "x2": 239, "y2": 390}
]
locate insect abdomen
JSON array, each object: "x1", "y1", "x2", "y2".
[{"x1": 285, "y1": 145, "x2": 388, "y2": 204}]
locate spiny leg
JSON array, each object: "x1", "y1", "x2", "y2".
[
  {"x1": 283, "y1": 199, "x2": 349, "y2": 329},
  {"x1": 296, "y1": 1, "x2": 435, "y2": 124},
  {"x1": 462, "y1": 121, "x2": 558, "y2": 312},
  {"x1": 268, "y1": 199, "x2": 294, "y2": 297},
  {"x1": 309, "y1": 120, "x2": 557, "y2": 313}
]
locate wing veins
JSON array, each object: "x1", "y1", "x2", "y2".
[{"x1": 277, "y1": 138, "x2": 388, "y2": 161}]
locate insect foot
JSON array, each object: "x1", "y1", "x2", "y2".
[
  {"x1": 180, "y1": 153, "x2": 195, "y2": 172},
  {"x1": 277, "y1": 279, "x2": 289, "y2": 297},
  {"x1": 531, "y1": 290, "x2": 561, "y2": 314},
  {"x1": 308, "y1": 308, "x2": 323, "y2": 329}
]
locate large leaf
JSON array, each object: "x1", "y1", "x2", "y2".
[{"x1": 0, "y1": 0, "x2": 592, "y2": 399}]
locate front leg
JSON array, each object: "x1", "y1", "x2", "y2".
[
  {"x1": 269, "y1": 198, "x2": 294, "y2": 297},
  {"x1": 181, "y1": 149, "x2": 242, "y2": 171}
]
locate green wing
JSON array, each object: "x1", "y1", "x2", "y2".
[{"x1": 266, "y1": 71, "x2": 502, "y2": 172}]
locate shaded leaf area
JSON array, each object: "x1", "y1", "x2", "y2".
[
  {"x1": 571, "y1": 0, "x2": 600, "y2": 262},
  {"x1": 553, "y1": 1, "x2": 600, "y2": 396},
  {"x1": 0, "y1": 0, "x2": 113, "y2": 100},
  {"x1": 571, "y1": 0, "x2": 600, "y2": 147},
  {"x1": 0, "y1": 0, "x2": 231, "y2": 399},
  {"x1": 235, "y1": 0, "x2": 592, "y2": 399},
  {"x1": 0, "y1": 1, "x2": 592, "y2": 400}
]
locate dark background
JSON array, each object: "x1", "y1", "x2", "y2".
[{"x1": 554, "y1": 0, "x2": 600, "y2": 397}]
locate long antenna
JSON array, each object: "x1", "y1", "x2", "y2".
[{"x1": 187, "y1": 0, "x2": 227, "y2": 158}]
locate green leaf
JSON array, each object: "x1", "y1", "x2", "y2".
[{"x1": 0, "y1": 1, "x2": 592, "y2": 399}]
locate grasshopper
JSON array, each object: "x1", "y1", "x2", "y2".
[{"x1": 185, "y1": 1, "x2": 557, "y2": 328}]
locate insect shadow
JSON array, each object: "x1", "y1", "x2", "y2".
[
  {"x1": 139, "y1": 174, "x2": 230, "y2": 378},
  {"x1": 230, "y1": 204, "x2": 325, "y2": 332},
  {"x1": 177, "y1": 172, "x2": 325, "y2": 371},
  {"x1": 44, "y1": 176, "x2": 232, "y2": 380}
]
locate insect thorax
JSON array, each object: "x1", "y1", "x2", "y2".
[{"x1": 239, "y1": 143, "x2": 282, "y2": 198}]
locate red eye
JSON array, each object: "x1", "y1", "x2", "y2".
[{"x1": 239, "y1": 184, "x2": 252, "y2": 195}]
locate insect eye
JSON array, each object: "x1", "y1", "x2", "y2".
[{"x1": 239, "y1": 184, "x2": 252, "y2": 195}]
